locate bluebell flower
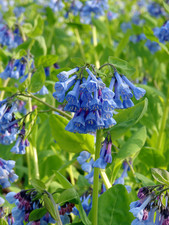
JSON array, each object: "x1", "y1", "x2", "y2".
[
  {"x1": 0, "y1": 158, "x2": 18, "y2": 188},
  {"x1": 122, "y1": 75, "x2": 146, "y2": 100},
  {"x1": 145, "y1": 40, "x2": 161, "y2": 54},
  {"x1": 66, "y1": 79, "x2": 80, "y2": 104},
  {"x1": 57, "y1": 67, "x2": 79, "y2": 82},
  {"x1": 35, "y1": 85, "x2": 49, "y2": 95},
  {"x1": 107, "y1": 11, "x2": 118, "y2": 21},
  {"x1": 147, "y1": 3, "x2": 163, "y2": 17},
  {"x1": 77, "y1": 151, "x2": 91, "y2": 164},
  {"x1": 70, "y1": 1, "x2": 83, "y2": 16},
  {"x1": 48, "y1": 0, "x2": 65, "y2": 12},
  {"x1": 121, "y1": 22, "x2": 132, "y2": 33},
  {"x1": 85, "y1": 170, "x2": 94, "y2": 184}
]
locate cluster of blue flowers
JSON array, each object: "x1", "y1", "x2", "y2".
[
  {"x1": 0, "y1": 56, "x2": 49, "y2": 95},
  {"x1": 53, "y1": 66, "x2": 146, "y2": 133},
  {"x1": 6, "y1": 191, "x2": 56, "y2": 225},
  {"x1": 130, "y1": 185, "x2": 169, "y2": 225},
  {"x1": 0, "y1": 158, "x2": 18, "y2": 189},
  {"x1": 0, "y1": 24, "x2": 22, "y2": 49},
  {"x1": 0, "y1": 98, "x2": 29, "y2": 154}
]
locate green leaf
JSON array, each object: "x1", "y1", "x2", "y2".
[
  {"x1": 92, "y1": 18, "x2": 107, "y2": 33},
  {"x1": 15, "y1": 39, "x2": 35, "y2": 52},
  {"x1": 151, "y1": 168, "x2": 169, "y2": 186},
  {"x1": 117, "y1": 126, "x2": 147, "y2": 159},
  {"x1": 49, "y1": 114, "x2": 94, "y2": 153},
  {"x1": 31, "y1": 36, "x2": 47, "y2": 57},
  {"x1": 13, "y1": 49, "x2": 27, "y2": 59},
  {"x1": 138, "y1": 147, "x2": 166, "y2": 168},
  {"x1": 143, "y1": 26, "x2": 159, "y2": 42},
  {"x1": 107, "y1": 98, "x2": 148, "y2": 140},
  {"x1": 29, "y1": 208, "x2": 47, "y2": 221},
  {"x1": 135, "y1": 173, "x2": 155, "y2": 186},
  {"x1": 108, "y1": 56, "x2": 136, "y2": 76},
  {"x1": 58, "y1": 188, "x2": 79, "y2": 205},
  {"x1": 163, "y1": 1, "x2": 169, "y2": 13},
  {"x1": 35, "y1": 55, "x2": 58, "y2": 67},
  {"x1": 31, "y1": 179, "x2": 46, "y2": 192},
  {"x1": 71, "y1": 57, "x2": 85, "y2": 66},
  {"x1": 28, "y1": 65, "x2": 46, "y2": 92},
  {"x1": 0, "y1": 218, "x2": 8, "y2": 225},
  {"x1": 55, "y1": 171, "x2": 73, "y2": 189},
  {"x1": 97, "y1": 185, "x2": 133, "y2": 225},
  {"x1": 43, "y1": 193, "x2": 60, "y2": 222},
  {"x1": 115, "y1": 31, "x2": 131, "y2": 57},
  {"x1": 27, "y1": 15, "x2": 44, "y2": 38}
]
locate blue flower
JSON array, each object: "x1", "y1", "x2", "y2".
[
  {"x1": 147, "y1": 3, "x2": 163, "y2": 17},
  {"x1": 145, "y1": 40, "x2": 161, "y2": 54},
  {"x1": 57, "y1": 67, "x2": 79, "y2": 82}
]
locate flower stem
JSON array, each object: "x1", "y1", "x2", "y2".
[
  {"x1": 74, "y1": 28, "x2": 85, "y2": 61},
  {"x1": 69, "y1": 153, "x2": 75, "y2": 185},
  {"x1": 100, "y1": 170, "x2": 112, "y2": 189},
  {"x1": 92, "y1": 129, "x2": 102, "y2": 225},
  {"x1": 0, "y1": 78, "x2": 10, "y2": 101},
  {"x1": 156, "y1": 86, "x2": 169, "y2": 151},
  {"x1": 92, "y1": 26, "x2": 100, "y2": 68},
  {"x1": 20, "y1": 93, "x2": 72, "y2": 120}
]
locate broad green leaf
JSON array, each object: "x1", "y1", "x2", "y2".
[
  {"x1": 35, "y1": 55, "x2": 58, "y2": 67},
  {"x1": 115, "y1": 31, "x2": 130, "y2": 57},
  {"x1": 31, "y1": 36, "x2": 47, "y2": 57},
  {"x1": 163, "y1": 1, "x2": 169, "y2": 13},
  {"x1": 49, "y1": 114, "x2": 94, "y2": 153},
  {"x1": 29, "y1": 208, "x2": 47, "y2": 221},
  {"x1": 71, "y1": 57, "x2": 85, "y2": 66},
  {"x1": 27, "y1": 15, "x2": 44, "y2": 38},
  {"x1": 55, "y1": 171, "x2": 73, "y2": 189},
  {"x1": 0, "y1": 218, "x2": 8, "y2": 225},
  {"x1": 108, "y1": 56, "x2": 136, "y2": 76},
  {"x1": 97, "y1": 185, "x2": 133, "y2": 225},
  {"x1": 15, "y1": 39, "x2": 35, "y2": 52},
  {"x1": 58, "y1": 188, "x2": 79, "y2": 205},
  {"x1": 138, "y1": 147, "x2": 166, "y2": 168},
  {"x1": 107, "y1": 98, "x2": 148, "y2": 140},
  {"x1": 117, "y1": 126, "x2": 147, "y2": 159},
  {"x1": 151, "y1": 168, "x2": 169, "y2": 186},
  {"x1": 135, "y1": 173, "x2": 155, "y2": 186},
  {"x1": 28, "y1": 65, "x2": 46, "y2": 92},
  {"x1": 31, "y1": 178, "x2": 46, "y2": 192}
]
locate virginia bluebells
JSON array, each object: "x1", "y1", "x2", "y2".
[
  {"x1": 53, "y1": 66, "x2": 146, "y2": 133},
  {"x1": 0, "y1": 158, "x2": 18, "y2": 188},
  {"x1": 130, "y1": 185, "x2": 169, "y2": 224}
]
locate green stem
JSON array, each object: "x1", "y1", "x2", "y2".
[
  {"x1": 92, "y1": 129, "x2": 102, "y2": 225},
  {"x1": 92, "y1": 26, "x2": 100, "y2": 68},
  {"x1": 0, "y1": 78, "x2": 10, "y2": 101},
  {"x1": 20, "y1": 93, "x2": 72, "y2": 120},
  {"x1": 100, "y1": 170, "x2": 112, "y2": 189},
  {"x1": 69, "y1": 153, "x2": 75, "y2": 185},
  {"x1": 156, "y1": 86, "x2": 169, "y2": 151},
  {"x1": 74, "y1": 28, "x2": 85, "y2": 61}
]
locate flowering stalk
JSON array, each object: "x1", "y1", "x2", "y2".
[
  {"x1": 74, "y1": 28, "x2": 85, "y2": 61},
  {"x1": 92, "y1": 129, "x2": 102, "y2": 225},
  {"x1": 26, "y1": 53, "x2": 39, "y2": 181},
  {"x1": 0, "y1": 78, "x2": 10, "y2": 101}
]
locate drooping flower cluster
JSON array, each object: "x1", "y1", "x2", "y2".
[
  {"x1": 130, "y1": 185, "x2": 169, "y2": 224},
  {"x1": 0, "y1": 98, "x2": 29, "y2": 154},
  {"x1": 6, "y1": 191, "x2": 56, "y2": 225},
  {"x1": 0, "y1": 24, "x2": 22, "y2": 49},
  {"x1": 93, "y1": 138, "x2": 113, "y2": 169},
  {"x1": 0, "y1": 158, "x2": 18, "y2": 188},
  {"x1": 154, "y1": 21, "x2": 169, "y2": 43},
  {"x1": 53, "y1": 66, "x2": 146, "y2": 133},
  {"x1": 147, "y1": 2, "x2": 164, "y2": 17}
]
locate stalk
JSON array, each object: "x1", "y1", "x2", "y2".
[
  {"x1": 74, "y1": 28, "x2": 85, "y2": 61},
  {"x1": 100, "y1": 170, "x2": 112, "y2": 189},
  {"x1": 156, "y1": 85, "x2": 169, "y2": 151},
  {"x1": 0, "y1": 78, "x2": 10, "y2": 101},
  {"x1": 92, "y1": 26, "x2": 100, "y2": 68},
  {"x1": 92, "y1": 129, "x2": 102, "y2": 225}
]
